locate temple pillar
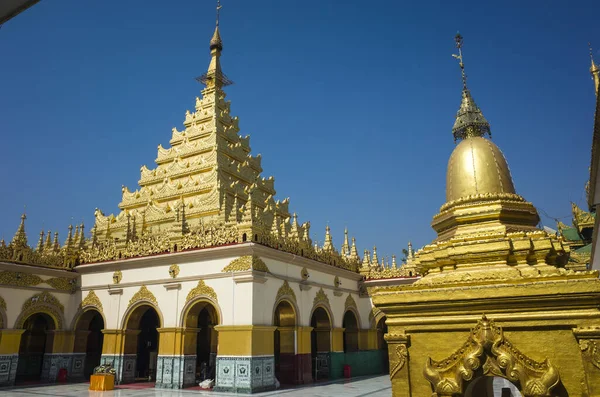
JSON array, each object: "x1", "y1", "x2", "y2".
[
  {"x1": 295, "y1": 326, "x2": 313, "y2": 384},
  {"x1": 330, "y1": 328, "x2": 344, "y2": 379},
  {"x1": 69, "y1": 330, "x2": 90, "y2": 381},
  {"x1": 155, "y1": 327, "x2": 193, "y2": 389},
  {"x1": 385, "y1": 332, "x2": 410, "y2": 397},
  {"x1": 213, "y1": 325, "x2": 276, "y2": 393},
  {"x1": 100, "y1": 329, "x2": 139, "y2": 384},
  {"x1": 0, "y1": 329, "x2": 25, "y2": 386},
  {"x1": 41, "y1": 330, "x2": 77, "y2": 383}
]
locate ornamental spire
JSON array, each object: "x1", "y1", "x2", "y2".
[
  {"x1": 451, "y1": 33, "x2": 491, "y2": 142},
  {"x1": 341, "y1": 228, "x2": 350, "y2": 256},
  {"x1": 11, "y1": 213, "x2": 28, "y2": 248},
  {"x1": 197, "y1": 0, "x2": 232, "y2": 88},
  {"x1": 590, "y1": 42, "x2": 599, "y2": 96}
]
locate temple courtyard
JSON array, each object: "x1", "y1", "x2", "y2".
[{"x1": 0, "y1": 375, "x2": 391, "y2": 397}]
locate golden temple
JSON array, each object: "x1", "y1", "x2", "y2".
[{"x1": 1, "y1": 4, "x2": 600, "y2": 397}]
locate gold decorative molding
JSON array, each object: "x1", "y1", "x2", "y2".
[
  {"x1": 276, "y1": 280, "x2": 296, "y2": 303},
  {"x1": 45, "y1": 277, "x2": 75, "y2": 292},
  {"x1": 313, "y1": 288, "x2": 330, "y2": 308},
  {"x1": 0, "y1": 271, "x2": 43, "y2": 287},
  {"x1": 112, "y1": 270, "x2": 122, "y2": 284},
  {"x1": 389, "y1": 344, "x2": 408, "y2": 380},
  {"x1": 222, "y1": 255, "x2": 269, "y2": 273},
  {"x1": 15, "y1": 291, "x2": 64, "y2": 329},
  {"x1": 344, "y1": 294, "x2": 357, "y2": 312},
  {"x1": 186, "y1": 280, "x2": 217, "y2": 303},
  {"x1": 169, "y1": 264, "x2": 180, "y2": 279},
  {"x1": 80, "y1": 290, "x2": 103, "y2": 313},
  {"x1": 128, "y1": 285, "x2": 158, "y2": 308},
  {"x1": 301, "y1": 267, "x2": 309, "y2": 280},
  {"x1": 423, "y1": 315, "x2": 561, "y2": 397}
]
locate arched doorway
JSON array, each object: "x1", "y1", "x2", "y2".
[
  {"x1": 342, "y1": 311, "x2": 359, "y2": 353},
  {"x1": 73, "y1": 309, "x2": 104, "y2": 379},
  {"x1": 376, "y1": 317, "x2": 389, "y2": 372},
  {"x1": 124, "y1": 305, "x2": 160, "y2": 383},
  {"x1": 465, "y1": 376, "x2": 523, "y2": 397},
  {"x1": 16, "y1": 313, "x2": 56, "y2": 383},
  {"x1": 182, "y1": 299, "x2": 219, "y2": 387},
  {"x1": 273, "y1": 300, "x2": 296, "y2": 384},
  {"x1": 310, "y1": 307, "x2": 331, "y2": 381}
]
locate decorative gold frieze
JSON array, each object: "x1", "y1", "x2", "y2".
[
  {"x1": 222, "y1": 255, "x2": 269, "y2": 273},
  {"x1": 276, "y1": 280, "x2": 296, "y2": 303},
  {"x1": 128, "y1": 285, "x2": 158, "y2": 307},
  {"x1": 313, "y1": 288, "x2": 330, "y2": 307},
  {"x1": 0, "y1": 271, "x2": 43, "y2": 287},
  {"x1": 44, "y1": 277, "x2": 75, "y2": 292},
  {"x1": 15, "y1": 291, "x2": 64, "y2": 329},
  {"x1": 186, "y1": 280, "x2": 217, "y2": 303},
  {"x1": 423, "y1": 315, "x2": 561, "y2": 397},
  {"x1": 112, "y1": 270, "x2": 122, "y2": 284},
  {"x1": 344, "y1": 294, "x2": 357, "y2": 312},
  {"x1": 169, "y1": 264, "x2": 180, "y2": 279},
  {"x1": 80, "y1": 290, "x2": 103, "y2": 313}
]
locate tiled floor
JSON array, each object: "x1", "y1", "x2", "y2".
[{"x1": 0, "y1": 375, "x2": 392, "y2": 397}]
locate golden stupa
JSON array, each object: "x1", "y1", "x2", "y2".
[{"x1": 366, "y1": 34, "x2": 600, "y2": 397}]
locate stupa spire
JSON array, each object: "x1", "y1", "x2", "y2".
[
  {"x1": 451, "y1": 33, "x2": 491, "y2": 142},
  {"x1": 341, "y1": 228, "x2": 350, "y2": 256},
  {"x1": 198, "y1": 0, "x2": 232, "y2": 89},
  {"x1": 590, "y1": 43, "x2": 599, "y2": 96},
  {"x1": 36, "y1": 230, "x2": 45, "y2": 252},
  {"x1": 322, "y1": 225, "x2": 334, "y2": 252},
  {"x1": 11, "y1": 213, "x2": 28, "y2": 248}
]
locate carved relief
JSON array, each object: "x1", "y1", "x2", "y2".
[
  {"x1": 580, "y1": 339, "x2": 600, "y2": 370},
  {"x1": 15, "y1": 291, "x2": 64, "y2": 329},
  {"x1": 0, "y1": 295, "x2": 6, "y2": 311},
  {"x1": 80, "y1": 290, "x2": 104, "y2": 313},
  {"x1": 45, "y1": 277, "x2": 75, "y2": 292},
  {"x1": 128, "y1": 285, "x2": 158, "y2": 308},
  {"x1": 221, "y1": 255, "x2": 269, "y2": 273},
  {"x1": 389, "y1": 344, "x2": 408, "y2": 380},
  {"x1": 276, "y1": 280, "x2": 296, "y2": 303},
  {"x1": 344, "y1": 294, "x2": 357, "y2": 312},
  {"x1": 301, "y1": 267, "x2": 309, "y2": 280},
  {"x1": 186, "y1": 280, "x2": 218, "y2": 303},
  {"x1": 313, "y1": 288, "x2": 330, "y2": 307},
  {"x1": 169, "y1": 264, "x2": 180, "y2": 279},
  {"x1": 113, "y1": 270, "x2": 122, "y2": 284},
  {"x1": 334, "y1": 276, "x2": 341, "y2": 288},
  {"x1": 0, "y1": 271, "x2": 43, "y2": 287},
  {"x1": 423, "y1": 315, "x2": 561, "y2": 397}
]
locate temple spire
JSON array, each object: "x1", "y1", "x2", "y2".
[
  {"x1": 451, "y1": 33, "x2": 491, "y2": 142},
  {"x1": 341, "y1": 228, "x2": 350, "y2": 256},
  {"x1": 11, "y1": 213, "x2": 28, "y2": 248},
  {"x1": 590, "y1": 43, "x2": 599, "y2": 96},
  {"x1": 197, "y1": 0, "x2": 232, "y2": 89}
]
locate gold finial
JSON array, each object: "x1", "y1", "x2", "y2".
[
  {"x1": 451, "y1": 32, "x2": 491, "y2": 142},
  {"x1": 11, "y1": 213, "x2": 28, "y2": 248},
  {"x1": 216, "y1": 0, "x2": 222, "y2": 27},
  {"x1": 590, "y1": 42, "x2": 599, "y2": 95}
]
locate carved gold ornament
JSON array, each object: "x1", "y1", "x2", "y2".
[
  {"x1": 15, "y1": 291, "x2": 64, "y2": 329},
  {"x1": 0, "y1": 295, "x2": 6, "y2": 311},
  {"x1": 389, "y1": 344, "x2": 408, "y2": 380},
  {"x1": 0, "y1": 271, "x2": 43, "y2": 287},
  {"x1": 344, "y1": 294, "x2": 357, "y2": 312},
  {"x1": 423, "y1": 315, "x2": 561, "y2": 397},
  {"x1": 45, "y1": 277, "x2": 76, "y2": 292},
  {"x1": 334, "y1": 276, "x2": 341, "y2": 288},
  {"x1": 80, "y1": 290, "x2": 103, "y2": 313},
  {"x1": 579, "y1": 339, "x2": 600, "y2": 370},
  {"x1": 313, "y1": 288, "x2": 330, "y2": 307},
  {"x1": 169, "y1": 264, "x2": 180, "y2": 279},
  {"x1": 276, "y1": 280, "x2": 296, "y2": 303},
  {"x1": 222, "y1": 255, "x2": 269, "y2": 272},
  {"x1": 128, "y1": 285, "x2": 158, "y2": 307},
  {"x1": 113, "y1": 270, "x2": 122, "y2": 284},
  {"x1": 301, "y1": 267, "x2": 309, "y2": 280},
  {"x1": 186, "y1": 280, "x2": 218, "y2": 303}
]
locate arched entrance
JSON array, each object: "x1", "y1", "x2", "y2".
[
  {"x1": 376, "y1": 317, "x2": 389, "y2": 372},
  {"x1": 310, "y1": 307, "x2": 331, "y2": 380},
  {"x1": 124, "y1": 305, "x2": 160, "y2": 383},
  {"x1": 16, "y1": 313, "x2": 56, "y2": 383},
  {"x1": 465, "y1": 376, "x2": 523, "y2": 397},
  {"x1": 342, "y1": 311, "x2": 359, "y2": 352},
  {"x1": 182, "y1": 299, "x2": 219, "y2": 386},
  {"x1": 273, "y1": 300, "x2": 296, "y2": 384},
  {"x1": 73, "y1": 309, "x2": 104, "y2": 379}
]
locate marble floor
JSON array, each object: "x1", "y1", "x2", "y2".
[{"x1": 0, "y1": 375, "x2": 392, "y2": 397}]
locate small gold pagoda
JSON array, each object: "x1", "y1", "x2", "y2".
[{"x1": 367, "y1": 34, "x2": 600, "y2": 397}]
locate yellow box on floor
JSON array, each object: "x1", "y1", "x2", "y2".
[{"x1": 89, "y1": 374, "x2": 115, "y2": 391}]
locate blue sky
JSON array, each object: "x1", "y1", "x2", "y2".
[{"x1": 0, "y1": 0, "x2": 598, "y2": 261}]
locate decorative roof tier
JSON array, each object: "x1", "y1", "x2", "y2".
[{"x1": 80, "y1": 11, "x2": 367, "y2": 271}]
